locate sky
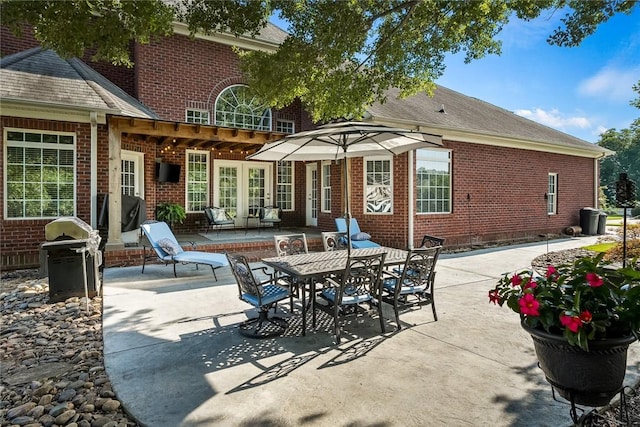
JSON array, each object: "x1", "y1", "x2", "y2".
[
  {"x1": 435, "y1": 7, "x2": 640, "y2": 143},
  {"x1": 271, "y1": 6, "x2": 640, "y2": 144}
]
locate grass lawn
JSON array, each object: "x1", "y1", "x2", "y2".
[{"x1": 583, "y1": 242, "x2": 617, "y2": 252}]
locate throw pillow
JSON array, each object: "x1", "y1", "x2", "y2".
[
  {"x1": 264, "y1": 208, "x2": 280, "y2": 220},
  {"x1": 157, "y1": 237, "x2": 181, "y2": 256},
  {"x1": 214, "y1": 209, "x2": 228, "y2": 222},
  {"x1": 351, "y1": 232, "x2": 371, "y2": 241}
]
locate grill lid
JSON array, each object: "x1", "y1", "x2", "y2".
[{"x1": 45, "y1": 217, "x2": 94, "y2": 241}]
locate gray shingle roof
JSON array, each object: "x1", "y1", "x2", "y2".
[
  {"x1": 1, "y1": 48, "x2": 158, "y2": 119},
  {"x1": 367, "y1": 86, "x2": 609, "y2": 155}
]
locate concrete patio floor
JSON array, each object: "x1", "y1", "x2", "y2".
[{"x1": 102, "y1": 235, "x2": 640, "y2": 427}]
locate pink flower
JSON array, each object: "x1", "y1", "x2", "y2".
[
  {"x1": 546, "y1": 265, "x2": 558, "y2": 280},
  {"x1": 488, "y1": 289, "x2": 501, "y2": 305},
  {"x1": 560, "y1": 314, "x2": 582, "y2": 333},
  {"x1": 510, "y1": 274, "x2": 523, "y2": 287},
  {"x1": 586, "y1": 272, "x2": 603, "y2": 287},
  {"x1": 524, "y1": 279, "x2": 537, "y2": 290},
  {"x1": 519, "y1": 294, "x2": 540, "y2": 316},
  {"x1": 579, "y1": 310, "x2": 592, "y2": 323}
]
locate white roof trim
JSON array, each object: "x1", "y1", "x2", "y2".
[
  {"x1": 366, "y1": 116, "x2": 612, "y2": 159},
  {"x1": 1, "y1": 100, "x2": 108, "y2": 124},
  {"x1": 172, "y1": 22, "x2": 280, "y2": 52}
]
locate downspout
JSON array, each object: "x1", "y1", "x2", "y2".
[
  {"x1": 90, "y1": 112, "x2": 98, "y2": 228},
  {"x1": 408, "y1": 150, "x2": 414, "y2": 249}
]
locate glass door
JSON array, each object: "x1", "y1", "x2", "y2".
[{"x1": 214, "y1": 160, "x2": 271, "y2": 227}]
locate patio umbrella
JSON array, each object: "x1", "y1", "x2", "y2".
[{"x1": 246, "y1": 121, "x2": 443, "y2": 253}]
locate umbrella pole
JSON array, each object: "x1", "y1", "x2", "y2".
[{"x1": 343, "y1": 154, "x2": 351, "y2": 256}]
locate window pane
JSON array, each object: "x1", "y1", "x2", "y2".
[
  {"x1": 186, "y1": 151, "x2": 209, "y2": 212},
  {"x1": 416, "y1": 149, "x2": 451, "y2": 214},
  {"x1": 276, "y1": 161, "x2": 293, "y2": 210},
  {"x1": 365, "y1": 159, "x2": 392, "y2": 213},
  {"x1": 5, "y1": 130, "x2": 76, "y2": 218},
  {"x1": 215, "y1": 85, "x2": 272, "y2": 131}
]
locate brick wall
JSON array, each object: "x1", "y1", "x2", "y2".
[
  {"x1": 1, "y1": 117, "x2": 94, "y2": 268},
  {"x1": 317, "y1": 141, "x2": 596, "y2": 250}
]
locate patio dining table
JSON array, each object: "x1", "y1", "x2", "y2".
[{"x1": 262, "y1": 247, "x2": 408, "y2": 335}]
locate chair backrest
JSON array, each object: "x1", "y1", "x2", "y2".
[
  {"x1": 260, "y1": 205, "x2": 282, "y2": 221},
  {"x1": 420, "y1": 235, "x2": 445, "y2": 248},
  {"x1": 226, "y1": 252, "x2": 263, "y2": 300},
  {"x1": 333, "y1": 252, "x2": 386, "y2": 305},
  {"x1": 394, "y1": 246, "x2": 441, "y2": 297},
  {"x1": 274, "y1": 234, "x2": 308, "y2": 257},
  {"x1": 334, "y1": 217, "x2": 362, "y2": 235},
  {"x1": 141, "y1": 221, "x2": 184, "y2": 258},
  {"x1": 321, "y1": 232, "x2": 347, "y2": 251}
]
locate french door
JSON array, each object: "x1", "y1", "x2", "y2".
[
  {"x1": 213, "y1": 160, "x2": 272, "y2": 226},
  {"x1": 306, "y1": 163, "x2": 318, "y2": 226}
]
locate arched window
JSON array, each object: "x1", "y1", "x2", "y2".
[{"x1": 214, "y1": 85, "x2": 272, "y2": 131}]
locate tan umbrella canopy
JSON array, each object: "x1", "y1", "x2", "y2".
[{"x1": 247, "y1": 121, "x2": 443, "y2": 253}]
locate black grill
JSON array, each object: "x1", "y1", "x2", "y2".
[{"x1": 41, "y1": 217, "x2": 103, "y2": 303}]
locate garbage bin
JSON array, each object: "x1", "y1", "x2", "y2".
[
  {"x1": 580, "y1": 207, "x2": 599, "y2": 236},
  {"x1": 597, "y1": 211, "x2": 608, "y2": 235}
]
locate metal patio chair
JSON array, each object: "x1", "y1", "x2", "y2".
[
  {"x1": 204, "y1": 206, "x2": 235, "y2": 234},
  {"x1": 381, "y1": 246, "x2": 441, "y2": 329},
  {"x1": 321, "y1": 231, "x2": 347, "y2": 252},
  {"x1": 226, "y1": 252, "x2": 292, "y2": 338},
  {"x1": 318, "y1": 252, "x2": 387, "y2": 343}
]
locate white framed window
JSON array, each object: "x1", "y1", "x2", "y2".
[
  {"x1": 276, "y1": 161, "x2": 294, "y2": 211},
  {"x1": 365, "y1": 157, "x2": 393, "y2": 213},
  {"x1": 416, "y1": 149, "x2": 452, "y2": 214},
  {"x1": 276, "y1": 119, "x2": 295, "y2": 134},
  {"x1": 186, "y1": 109, "x2": 210, "y2": 124},
  {"x1": 548, "y1": 173, "x2": 558, "y2": 215},
  {"x1": 186, "y1": 150, "x2": 209, "y2": 212},
  {"x1": 322, "y1": 161, "x2": 331, "y2": 213},
  {"x1": 214, "y1": 84, "x2": 271, "y2": 131},
  {"x1": 5, "y1": 129, "x2": 76, "y2": 219}
]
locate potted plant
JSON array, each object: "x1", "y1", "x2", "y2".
[
  {"x1": 489, "y1": 253, "x2": 640, "y2": 406},
  {"x1": 156, "y1": 202, "x2": 186, "y2": 230}
]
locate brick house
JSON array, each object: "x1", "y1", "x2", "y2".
[{"x1": 0, "y1": 23, "x2": 610, "y2": 270}]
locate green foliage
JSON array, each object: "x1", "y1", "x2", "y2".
[
  {"x1": 489, "y1": 253, "x2": 640, "y2": 351},
  {"x1": 156, "y1": 202, "x2": 186, "y2": 229},
  {"x1": 2, "y1": 0, "x2": 637, "y2": 121},
  {"x1": 0, "y1": 0, "x2": 175, "y2": 66}
]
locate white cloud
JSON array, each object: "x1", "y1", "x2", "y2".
[
  {"x1": 515, "y1": 108, "x2": 591, "y2": 130},
  {"x1": 578, "y1": 66, "x2": 640, "y2": 102}
]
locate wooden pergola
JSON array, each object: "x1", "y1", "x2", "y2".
[{"x1": 105, "y1": 116, "x2": 285, "y2": 249}]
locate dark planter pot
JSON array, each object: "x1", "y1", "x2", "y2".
[{"x1": 523, "y1": 323, "x2": 636, "y2": 407}]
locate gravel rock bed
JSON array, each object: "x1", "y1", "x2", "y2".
[{"x1": 1, "y1": 270, "x2": 138, "y2": 427}]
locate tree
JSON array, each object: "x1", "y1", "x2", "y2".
[
  {"x1": 598, "y1": 126, "x2": 640, "y2": 205},
  {"x1": 1, "y1": 0, "x2": 638, "y2": 121},
  {"x1": 598, "y1": 82, "x2": 640, "y2": 205}
]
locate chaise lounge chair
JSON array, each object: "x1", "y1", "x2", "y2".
[
  {"x1": 334, "y1": 217, "x2": 380, "y2": 249},
  {"x1": 141, "y1": 221, "x2": 228, "y2": 279}
]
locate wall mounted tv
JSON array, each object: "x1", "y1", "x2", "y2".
[{"x1": 155, "y1": 162, "x2": 181, "y2": 183}]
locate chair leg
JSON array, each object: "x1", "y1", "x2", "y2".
[
  {"x1": 431, "y1": 294, "x2": 438, "y2": 321},
  {"x1": 173, "y1": 262, "x2": 178, "y2": 278},
  {"x1": 394, "y1": 300, "x2": 402, "y2": 330},
  {"x1": 377, "y1": 301, "x2": 385, "y2": 333},
  {"x1": 333, "y1": 303, "x2": 341, "y2": 343}
]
